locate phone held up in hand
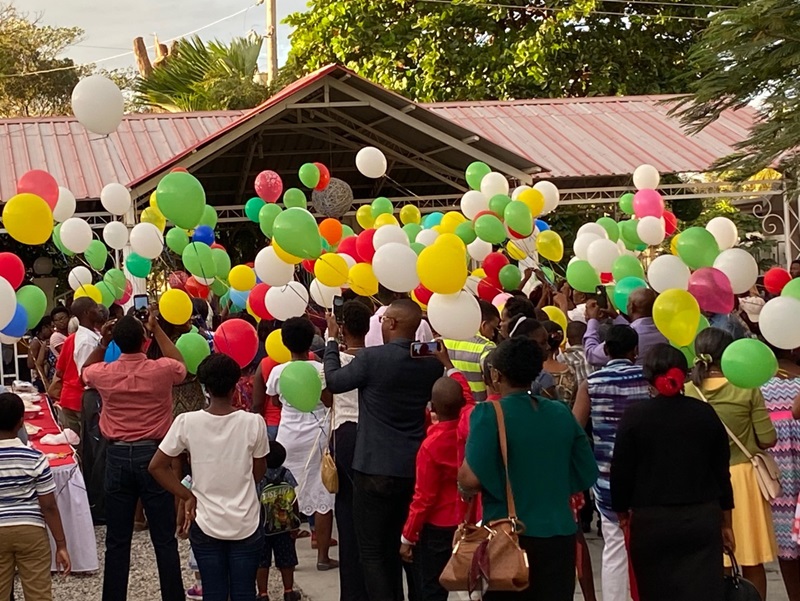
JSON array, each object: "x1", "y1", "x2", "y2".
[
  {"x1": 410, "y1": 340, "x2": 441, "y2": 358},
  {"x1": 595, "y1": 285, "x2": 608, "y2": 310},
  {"x1": 332, "y1": 295, "x2": 345, "y2": 324},
  {"x1": 133, "y1": 294, "x2": 149, "y2": 321}
]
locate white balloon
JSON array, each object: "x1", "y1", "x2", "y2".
[
  {"x1": 706, "y1": 217, "x2": 738, "y2": 251},
  {"x1": 373, "y1": 225, "x2": 408, "y2": 249},
  {"x1": 338, "y1": 253, "x2": 356, "y2": 270},
  {"x1": 573, "y1": 233, "x2": 601, "y2": 261},
  {"x1": 647, "y1": 255, "x2": 691, "y2": 292},
  {"x1": 713, "y1": 248, "x2": 758, "y2": 294},
  {"x1": 511, "y1": 185, "x2": 531, "y2": 200},
  {"x1": 460, "y1": 190, "x2": 489, "y2": 220},
  {"x1": 577, "y1": 223, "x2": 608, "y2": 239},
  {"x1": 0, "y1": 333, "x2": 20, "y2": 345},
  {"x1": 266, "y1": 282, "x2": 308, "y2": 321},
  {"x1": 254, "y1": 246, "x2": 294, "y2": 287},
  {"x1": 60, "y1": 217, "x2": 92, "y2": 253},
  {"x1": 129, "y1": 222, "x2": 164, "y2": 259},
  {"x1": 480, "y1": 172, "x2": 509, "y2": 198},
  {"x1": 355, "y1": 147, "x2": 388, "y2": 179},
  {"x1": 464, "y1": 275, "x2": 481, "y2": 296},
  {"x1": 533, "y1": 181, "x2": 560, "y2": 214},
  {"x1": 586, "y1": 238, "x2": 620, "y2": 273},
  {"x1": 101, "y1": 183, "x2": 132, "y2": 216},
  {"x1": 637, "y1": 216, "x2": 666, "y2": 246},
  {"x1": 103, "y1": 221, "x2": 129, "y2": 250},
  {"x1": 467, "y1": 238, "x2": 492, "y2": 262},
  {"x1": 0, "y1": 277, "x2": 15, "y2": 330},
  {"x1": 71, "y1": 75, "x2": 124, "y2": 135},
  {"x1": 68, "y1": 266, "x2": 92, "y2": 291},
  {"x1": 633, "y1": 164, "x2": 660, "y2": 191},
  {"x1": 416, "y1": 229, "x2": 439, "y2": 247},
  {"x1": 53, "y1": 187, "x2": 76, "y2": 222},
  {"x1": 759, "y1": 297, "x2": 800, "y2": 349},
  {"x1": 427, "y1": 291, "x2": 481, "y2": 341},
  {"x1": 309, "y1": 279, "x2": 341, "y2": 309},
  {"x1": 372, "y1": 243, "x2": 420, "y2": 292}
]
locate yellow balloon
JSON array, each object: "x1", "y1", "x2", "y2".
[
  {"x1": 472, "y1": 268, "x2": 486, "y2": 279},
  {"x1": 432, "y1": 225, "x2": 444, "y2": 234},
  {"x1": 440, "y1": 211, "x2": 466, "y2": 234},
  {"x1": 272, "y1": 239, "x2": 302, "y2": 264},
  {"x1": 399, "y1": 204, "x2": 421, "y2": 225},
  {"x1": 73, "y1": 283, "x2": 102, "y2": 304},
  {"x1": 229, "y1": 265, "x2": 256, "y2": 291},
  {"x1": 266, "y1": 329, "x2": 291, "y2": 364},
  {"x1": 349, "y1": 263, "x2": 379, "y2": 297},
  {"x1": 159, "y1": 288, "x2": 193, "y2": 325},
  {"x1": 315, "y1": 253, "x2": 349, "y2": 287},
  {"x1": 536, "y1": 230, "x2": 564, "y2": 262},
  {"x1": 653, "y1": 288, "x2": 700, "y2": 347},
  {"x1": 670, "y1": 234, "x2": 680, "y2": 256},
  {"x1": 356, "y1": 205, "x2": 375, "y2": 229},
  {"x1": 374, "y1": 213, "x2": 399, "y2": 228},
  {"x1": 435, "y1": 232, "x2": 466, "y2": 253},
  {"x1": 2, "y1": 193, "x2": 53, "y2": 245},
  {"x1": 506, "y1": 240, "x2": 527, "y2": 261},
  {"x1": 141, "y1": 206, "x2": 166, "y2": 232},
  {"x1": 518, "y1": 188, "x2": 545, "y2": 216},
  {"x1": 417, "y1": 243, "x2": 467, "y2": 295},
  {"x1": 150, "y1": 191, "x2": 159, "y2": 211},
  {"x1": 542, "y1": 306, "x2": 568, "y2": 337}
]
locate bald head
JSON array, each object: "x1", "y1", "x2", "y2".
[
  {"x1": 381, "y1": 298, "x2": 422, "y2": 342},
  {"x1": 627, "y1": 288, "x2": 657, "y2": 320},
  {"x1": 70, "y1": 297, "x2": 99, "y2": 327},
  {"x1": 431, "y1": 377, "x2": 465, "y2": 420}
]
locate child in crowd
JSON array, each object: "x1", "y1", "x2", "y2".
[
  {"x1": 0, "y1": 393, "x2": 71, "y2": 600},
  {"x1": 400, "y1": 377, "x2": 466, "y2": 601},
  {"x1": 258, "y1": 442, "x2": 301, "y2": 601}
]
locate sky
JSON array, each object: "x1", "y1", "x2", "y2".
[{"x1": 21, "y1": 0, "x2": 308, "y2": 71}]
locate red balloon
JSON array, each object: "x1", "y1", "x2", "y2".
[
  {"x1": 764, "y1": 267, "x2": 792, "y2": 295},
  {"x1": 600, "y1": 272, "x2": 613, "y2": 284},
  {"x1": 472, "y1": 210, "x2": 500, "y2": 224},
  {"x1": 414, "y1": 284, "x2": 433, "y2": 306},
  {"x1": 482, "y1": 252, "x2": 509, "y2": 281},
  {"x1": 302, "y1": 259, "x2": 316, "y2": 274},
  {"x1": 171, "y1": 167, "x2": 189, "y2": 173},
  {"x1": 254, "y1": 170, "x2": 283, "y2": 203},
  {"x1": 119, "y1": 280, "x2": 133, "y2": 304},
  {"x1": 215, "y1": 318, "x2": 258, "y2": 367},
  {"x1": 249, "y1": 283, "x2": 273, "y2": 320},
  {"x1": 210, "y1": 243, "x2": 226, "y2": 251},
  {"x1": 0, "y1": 253, "x2": 25, "y2": 289},
  {"x1": 356, "y1": 229, "x2": 377, "y2": 264},
  {"x1": 477, "y1": 277, "x2": 503, "y2": 302},
  {"x1": 338, "y1": 237, "x2": 362, "y2": 263},
  {"x1": 168, "y1": 271, "x2": 189, "y2": 291},
  {"x1": 17, "y1": 170, "x2": 58, "y2": 210},
  {"x1": 507, "y1": 226, "x2": 526, "y2": 240},
  {"x1": 314, "y1": 163, "x2": 331, "y2": 191},
  {"x1": 663, "y1": 211, "x2": 677, "y2": 236},
  {"x1": 185, "y1": 276, "x2": 210, "y2": 299}
]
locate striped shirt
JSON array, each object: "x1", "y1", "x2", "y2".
[
  {"x1": 444, "y1": 336, "x2": 496, "y2": 402},
  {"x1": 559, "y1": 345, "x2": 592, "y2": 387},
  {"x1": 586, "y1": 359, "x2": 649, "y2": 513},
  {"x1": 0, "y1": 438, "x2": 55, "y2": 528}
]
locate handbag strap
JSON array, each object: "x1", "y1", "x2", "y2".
[
  {"x1": 491, "y1": 401, "x2": 518, "y2": 520},
  {"x1": 695, "y1": 388, "x2": 755, "y2": 461}
]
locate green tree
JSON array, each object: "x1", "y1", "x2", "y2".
[
  {"x1": 0, "y1": 4, "x2": 88, "y2": 117},
  {"x1": 284, "y1": 0, "x2": 743, "y2": 102}
]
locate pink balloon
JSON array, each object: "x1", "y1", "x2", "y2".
[
  {"x1": 492, "y1": 293, "x2": 512, "y2": 309},
  {"x1": 17, "y1": 170, "x2": 59, "y2": 210},
  {"x1": 633, "y1": 189, "x2": 664, "y2": 219},
  {"x1": 254, "y1": 170, "x2": 283, "y2": 203},
  {"x1": 688, "y1": 267, "x2": 734, "y2": 314},
  {"x1": 214, "y1": 318, "x2": 258, "y2": 367},
  {"x1": 119, "y1": 280, "x2": 133, "y2": 304}
]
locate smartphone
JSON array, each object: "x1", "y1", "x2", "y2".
[
  {"x1": 332, "y1": 295, "x2": 345, "y2": 324},
  {"x1": 410, "y1": 340, "x2": 441, "y2": 358},
  {"x1": 133, "y1": 294, "x2": 149, "y2": 320},
  {"x1": 595, "y1": 285, "x2": 608, "y2": 310}
]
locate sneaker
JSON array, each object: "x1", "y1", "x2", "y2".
[
  {"x1": 186, "y1": 584, "x2": 203, "y2": 600},
  {"x1": 284, "y1": 592, "x2": 301, "y2": 601}
]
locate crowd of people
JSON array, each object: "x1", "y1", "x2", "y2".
[{"x1": 2, "y1": 262, "x2": 800, "y2": 601}]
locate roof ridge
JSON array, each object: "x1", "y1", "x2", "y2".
[{"x1": 424, "y1": 94, "x2": 683, "y2": 108}]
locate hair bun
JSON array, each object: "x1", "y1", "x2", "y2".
[{"x1": 654, "y1": 367, "x2": 685, "y2": 397}]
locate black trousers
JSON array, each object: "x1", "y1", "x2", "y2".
[
  {"x1": 333, "y1": 423, "x2": 368, "y2": 601},
  {"x1": 412, "y1": 525, "x2": 456, "y2": 601},
  {"x1": 353, "y1": 471, "x2": 416, "y2": 601}
]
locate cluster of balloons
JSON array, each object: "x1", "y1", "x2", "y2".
[{"x1": 0, "y1": 253, "x2": 48, "y2": 343}]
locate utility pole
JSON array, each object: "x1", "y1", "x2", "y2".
[{"x1": 264, "y1": 0, "x2": 278, "y2": 84}]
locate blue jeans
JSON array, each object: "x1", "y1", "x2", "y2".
[
  {"x1": 189, "y1": 522, "x2": 263, "y2": 601},
  {"x1": 103, "y1": 443, "x2": 184, "y2": 601}
]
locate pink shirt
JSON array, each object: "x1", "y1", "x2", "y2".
[{"x1": 83, "y1": 353, "x2": 187, "y2": 442}]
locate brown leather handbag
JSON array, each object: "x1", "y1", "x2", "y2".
[{"x1": 439, "y1": 401, "x2": 529, "y2": 595}]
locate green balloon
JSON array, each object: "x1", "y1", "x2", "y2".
[
  {"x1": 298, "y1": 163, "x2": 320, "y2": 189},
  {"x1": 619, "y1": 193, "x2": 635, "y2": 215},
  {"x1": 272, "y1": 208, "x2": 322, "y2": 259},
  {"x1": 166, "y1": 228, "x2": 190, "y2": 255},
  {"x1": 341, "y1": 225, "x2": 355, "y2": 239},
  {"x1": 455, "y1": 221, "x2": 476, "y2": 245},
  {"x1": 782, "y1": 278, "x2": 800, "y2": 300},
  {"x1": 503, "y1": 201, "x2": 533, "y2": 237},
  {"x1": 279, "y1": 361, "x2": 322, "y2": 412},
  {"x1": 52, "y1": 224, "x2": 74, "y2": 257},
  {"x1": 125, "y1": 253, "x2": 151, "y2": 278},
  {"x1": 402, "y1": 223, "x2": 422, "y2": 244},
  {"x1": 499, "y1": 264, "x2": 522, "y2": 291},
  {"x1": 156, "y1": 172, "x2": 206, "y2": 230},
  {"x1": 410, "y1": 242, "x2": 425, "y2": 256},
  {"x1": 210, "y1": 278, "x2": 229, "y2": 297},
  {"x1": 211, "y1": 248, "x2": 231, "y2": 280},
  {"x1": 258, "y1": 203, "x2": 283, "y2": 238},
  {"x1": 613, "y1": 277, "x2": 648, "y2": 314},
  {"x1": 721, "y1": 339, "x2": 777, "y2": 389},
  {"x1": 619, "y1": 219, "x2": 644, "y2": 250},
  {"x1": 95, "y1": 281, "x2": 116, "y2": 307},
  {"x1": 176, "y1": 332, "x2": 211, "y2": 374},
  {"x1": 245, "y1": 197, "x2": 266, "y2": 223},
  {"x1": 474, "y1": 214, "x2": 506, "y2": 244},
  {"x1": 541, "y1": 266, "x2": 555, "y2": 285},
  {"x1": 16, "y1": 286, "x2": 47, "y2": 329},
  {"x1": 104, "y1": 269, "x2": 127, "y2": 300},
  {"x1": 371, "y1": 197, "x2": 393, "y2": 219},
  {"x1": 676, "y1": 227, "x2": 720, "y2": 270},
  {"x1": 611, "y1": 255, "x2": 644, "y2": 282},
  {"x1": 283, "y1": 188, "x2": 307, "y2": 209},
  {"x1": 182, "y1": 242, "x2": 215, "y2": 279},
  {"x1": 466, "y1": 161, "x2": 491, "y2": 191},
  {"x1": 489, "y1": 194, "x2": 512, "y2": 217},
  {"x1": 566, "y1": 260, "x2": 601, "y2": 293},
  {"x1": 84, "y1": 240, "x2": 108, "y2": 271},
  {"x1": 199, "y1": 205, "x2": 218, "y2": 228},
  {"x1": 597, "y1": 217, "x2": 620, "y2": 242}
]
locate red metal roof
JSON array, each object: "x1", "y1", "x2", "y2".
[{"x1": 425, "y1": 95, "x2": 758, "y2": 179}]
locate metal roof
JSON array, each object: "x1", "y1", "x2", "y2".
[{"x1": 426, "y1": 95, "x2": 758, "y2": 179}]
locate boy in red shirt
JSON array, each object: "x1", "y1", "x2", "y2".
[{"x1": 399, "y1": 377, "x2": 465, "y2": 601}]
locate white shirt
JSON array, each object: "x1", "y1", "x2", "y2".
[
  {"x1": 74, "y1": 325, "x2": 101, "y2": 374},
  {"x1": 159, "y1": 410, "x2": 269, "y2": 540},
  {"x1": 332, "y1": 353, "x2": 359, "y2": 430},
  {"x1": 364, "y1": 306, "x2": 434, "y2": 347}
]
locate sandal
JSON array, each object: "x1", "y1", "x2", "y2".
[
  {"x1": 296, "y1": 529, "x2": 311, "y2": 539},
  {"x1": 317, "y1": 559, "x2": 340, "y2": 571}
]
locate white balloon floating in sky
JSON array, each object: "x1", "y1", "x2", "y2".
[
  {"x1": 60, "y1": 217, "x2": 93, "y2": 254},
  {"x1": 309, "y1": 279, "x2": 340, "y2": 309},
  {"x1": 372, "y1": 243, "x2": 420, "y2": 293},
  {"x1": 0, "y1": 277, "x2": 16, "y2": 330},
  {"x1": 533, "y1": 180, "x2": 560, "y2": 214},
  {"x1": 103, "y1": 221, "x2": 128, "y2": 250},
  {"x1": 355, "y1": 147, "x2": 388, "y2": 179},
  {"x1": 68, "y1": 266, "x2": 93, "y2": 291},
  {"x1": 705, "y1": 217, "x2": 738, "y2": 251},
  {"x1": 101, "y1": 183, "x2": 132, "y2": 216},
  {"x1": 266, "y1": 282, "x2": 309, "y2": 321},
  {"x1": 254, "y1": 246, "x2": 293, "y2": 287},
  {"x1": 460, "y1": 190, "x2": 489, "y2": 220},
  {"x1": 480, "y1": 172, "x2": 510, "y2": 198},
  {"x1": 71, "y1": 75, "x2": 125, "y2": 135},
  {"x1": 53, "y1": 187, "x2": 76, "y2": 222},
  {"x1": 633, "y1": 164, "x2": 661, "y2": 191},
  {"x1": 129, "y1": 222, "x2": 164, "y2": 260},
  {"x1": 428, "y1": 291, "x2": 481, "y2": 341}
]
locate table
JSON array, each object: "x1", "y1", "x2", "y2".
[{"x1": 27, "y1": 395, "x2": 99, "y2": 573}]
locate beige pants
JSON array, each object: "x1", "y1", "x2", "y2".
[{"x1": 0, "y1": 525, "x2": 53, "y2": 601}]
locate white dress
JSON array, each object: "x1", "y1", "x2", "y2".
[{"x1": 265, "y1": 360, "x2": 334, "y2": 516}]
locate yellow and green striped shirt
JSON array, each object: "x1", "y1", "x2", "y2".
[{"x1": 443, "y1": 335, "x2": 495, "y2": 402}]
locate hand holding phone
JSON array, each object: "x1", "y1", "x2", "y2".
[
  {"x1": 332, "y1": 295, "x2": 344, "y2": 324},
  {"x1": 595, "y1": 285, "x2": 608, "y2": 310},
  {"x1": 410, "y1": 340, "x2": 441, "y2": 358},
  {"x1": 133, "y1": 294, "x2": 149, "y2": 321}
]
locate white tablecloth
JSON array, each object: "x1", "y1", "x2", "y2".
[{"x1": 47, "y1": 463, "x2": 99, "y2": 573}]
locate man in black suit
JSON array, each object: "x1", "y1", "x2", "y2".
[{"x1": 325, "y1": 298, "x2": 442, "y2": 601}]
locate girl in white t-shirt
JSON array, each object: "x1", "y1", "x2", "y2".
[{"x1": 149, "y1": 353, "x2": 269, "y2": 601}]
